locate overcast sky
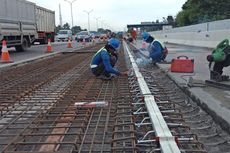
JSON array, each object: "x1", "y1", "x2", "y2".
[{"x1": 29, "y1": 0, "x2": 186, "y2": 31}]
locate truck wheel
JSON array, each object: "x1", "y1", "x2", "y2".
[{"x1": 15, "y1": 38, "x2": 29, "y2": 52}]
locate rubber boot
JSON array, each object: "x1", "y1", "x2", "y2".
[{"x1": 210, "y1": 71, "x2": 222, "y2": 82}]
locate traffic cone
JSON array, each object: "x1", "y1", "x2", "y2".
[
  {"x1": 1, "y1": 40, "x2": 11, "y2": 63},
  {"x1": 47, "y1": 38, "x2": 53, "y2": 53},
  {"x1": 82, "y1": 38, "x2": 86, "y2": 46},
  {"x1": 141, "y1": 41, "x2": 147, "y2": 49},
  {"x1": 67, "y1": 38, "x2": 72, "y2": 48}
]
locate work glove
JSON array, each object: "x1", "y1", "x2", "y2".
[{"x1": 224, "y1": 45, "x2": 230, "y2": 54}]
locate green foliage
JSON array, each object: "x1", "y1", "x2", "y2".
[
  {"x1": 98, "y1": 28, "x2": 106, "y2": 34},
  {"x1": 63, "y1": 23, "x2": 70, "y2": 30},
  {"x1": 55, "y1": 25, "x2": 62, "y2": 34},
  {"x1": 71, "y1": 26, "x2": 81, "y2": 35},
  {"x1": 167, "y1": 16, "x2": 175, "y2": 26},
  {"x1": 175, "y1": 0, "x2": 230, "y2": 27}
]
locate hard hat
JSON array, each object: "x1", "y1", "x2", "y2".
[
  {"x1": 142, "y1": 32, "x2": 150, "y2": 41},
  {"x1": 108, "y1": 38, "x2": 120, "y2": 51}
]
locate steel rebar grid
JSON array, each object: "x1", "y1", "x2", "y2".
[
  {"x1": 1, "y1": 57, "x2": 92, "y2": 152},
  {"x1": 124, "y1": 42, "x2": 208, "y2": 153},
  {"x1": 1, "y1": 43, "x2": 137, "y2": 153},
  {"x1": 0, "y1": 45, "x2": 104, "y2": 152}
]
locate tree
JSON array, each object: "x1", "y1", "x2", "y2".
[
  {"x1": 175, "y1": 11, "x2": 191, "y2": 26},
  {"x1": 71, "y1": 26, "x2": 81, "y2": 35},
  {"x1": 55, "y1": 25, "x2": 62, "y2": 34},
  {"x1": 98, "y1": 28, "x2": 106, "y2": 33},
  {"x1": 167, "y1": 16, "x2": 175, "y2": 26},
  {"x1": 175, "y1": 0, "x2": 230, "y2": 27},
  {"x1": 63, "y1": 23, "x2": 70, "y2": 30}
]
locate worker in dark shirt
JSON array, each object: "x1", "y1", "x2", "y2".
[
  {"x1": 90, "y1": 38, "x2": 128, "y2": 80},
  {"x1": 142, "y1": 32, "x2": 168, "y2": 63},
  {"x1": 207, "y1": 39, "x2": 230, "y2": 81}
]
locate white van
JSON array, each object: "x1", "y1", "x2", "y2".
[{"x1": 56, "y1": 30, "x2": 72, "y2": 42}]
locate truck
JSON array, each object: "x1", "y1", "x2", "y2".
[
  {"x1": 0, "y1": 0, "x2": 55, "y2": 52},
  {"x1": 36, "y1": 6, "x2": 55, "y2": 44}
]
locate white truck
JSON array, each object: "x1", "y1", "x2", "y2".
[{"x1": 0, "y1": 0, "x2": 55, "y2": 52}]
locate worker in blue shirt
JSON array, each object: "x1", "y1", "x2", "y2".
[
  {"x1": 90, "y1": 38, "x2": 128, "y2": 80},
  {"x1": 142, "y1": 32, "x2": 168, "y2": 63}
]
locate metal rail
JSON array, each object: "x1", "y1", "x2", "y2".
[
  {"x1": 126, "y1": 42, "x2": 209, "y2": 152},
  {"x1": 124, "y1": 41, "x2": 181, "y2": 153}
]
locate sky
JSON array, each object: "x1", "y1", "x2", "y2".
[{"x1": 29, "y1": 0, "x2": 187, "y2": 31}]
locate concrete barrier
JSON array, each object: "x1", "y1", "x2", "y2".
[{"x1": 150, "y1": 19, "x2": 230, "y2": 48}]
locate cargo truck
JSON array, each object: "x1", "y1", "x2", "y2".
[
  {"x1": 0, "y1": 0, "x2": 55, "y2": 52},
  {"x1": 36, "y1": 6, "x2": 55, "y2": 44}
]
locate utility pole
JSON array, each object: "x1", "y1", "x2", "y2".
[
  {"x1": 59, "y1": 4, "x2": 63, "y2": 26},
  {"x1": 83, "y1": 10, "x2": 93, "y2": 32},
  {"x1": 95, "y1": 17, "x2": 100, "y2": 31},
  {"x1": 101, "y1": 20, "x2": 105, "y2": 29},
  {"x1": 64, "y1": 0, "x2": 77, "y2": 28}
]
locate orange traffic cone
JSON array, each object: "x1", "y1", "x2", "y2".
[
  {"x1": 67, "y1": 38, "x2": 72, "y2": 48},
  {"x1": 141, "y1": 41, "x2": 147, "y2": 49},
  {"x1": 1, "y1": 40, "x2": 11, "y2": 63},
  {"x1": 82, "y1": 38, "x2": 86, "y2": 46},
  {"x1": 47, "y1": 38, "x2": 53, "y2": 53}
]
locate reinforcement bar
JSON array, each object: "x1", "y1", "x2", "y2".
[{"x1": 123, "y1": 41, "x2": 181, "y2": 153}]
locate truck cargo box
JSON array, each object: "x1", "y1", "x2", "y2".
[
  {"x1": 0, "y1": 0, "x2": 37, "y2": 39},
  {"x1": 36, "y1": 6, "x2": 55, "y2": 33},
  {"x1": 35, "y1": 6, "x2": 55, "y2": 43}
]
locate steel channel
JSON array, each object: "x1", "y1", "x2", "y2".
[{"x1": 124, "y1": 42, "x2": 181, "y2": 153}]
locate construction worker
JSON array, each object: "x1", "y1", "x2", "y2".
[
  {"x1": 90, "y1": 38, "x2": 128, "y2": 80},
  {"x1": 142, "y1": 32, "x2": 168, "y2": 63},
  {"x1": 131, "y1": 28, "x2": 137, "y2": 41},
  {"x1": 207, "y1": 39, "x2": 230, "y2": 81}
]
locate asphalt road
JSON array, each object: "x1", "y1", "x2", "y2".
[{"x1": 0, "y1": 41, "x2": 93, "y2": 66}]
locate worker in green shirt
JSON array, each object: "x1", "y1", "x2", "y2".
[{"x1": 207, "y1": 39, "x2": 230, "y2": 81}]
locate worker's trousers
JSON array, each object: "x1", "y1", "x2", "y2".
[
  {"x1": 210, "y1": 54, "x2": 230, "y2": 75},
  {"x1": 91, "y1": 56, "x2": 117, "y2": 77}
]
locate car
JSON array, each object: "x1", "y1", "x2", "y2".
[
  {"x1": 90, "y1": 31, "x2": 101, "y2": 39},
  {"x1": 75, "y1": 31, "x2": 92, "y2": 42},
  {"x1": 93, "y1": 33, "x2": 101, "y2": 39},
  {"x1": 56, "y1": 30, "x2": 72, "y2": 42},
  {"x1": 99, "y1": 33, "x2": 107, "y2": 40}
]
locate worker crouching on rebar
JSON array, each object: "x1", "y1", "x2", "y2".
[
  {"x1": 142, "y1": 32, "x2": 168, "y2": 64},
  {"x1": 90, "y1": 38, "x2": 128, "y2": 80},
  {"x1": 207, "y1": 39, "x2": 230, "y2": 82}
]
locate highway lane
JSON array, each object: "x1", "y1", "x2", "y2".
[{"x1": 0, "y1": 41, "x2": 94, "y2": 67}]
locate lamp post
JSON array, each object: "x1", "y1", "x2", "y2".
[
  {"x1": 101, "y1": 20, "x2": 105, "y2": 29},
  {"x1": 64, "y1": 0, "x2": 77, "y2": 28},
  {"x1": 83, "y1": 9, "x2": 93, "y2": 32},
  {"x1": 95, "y1": 17, "x2": 100, "y2": 31}
]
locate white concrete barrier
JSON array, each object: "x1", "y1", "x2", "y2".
[{"x1": 150, "y1": 19, "x2": 230, "y2": 48}]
